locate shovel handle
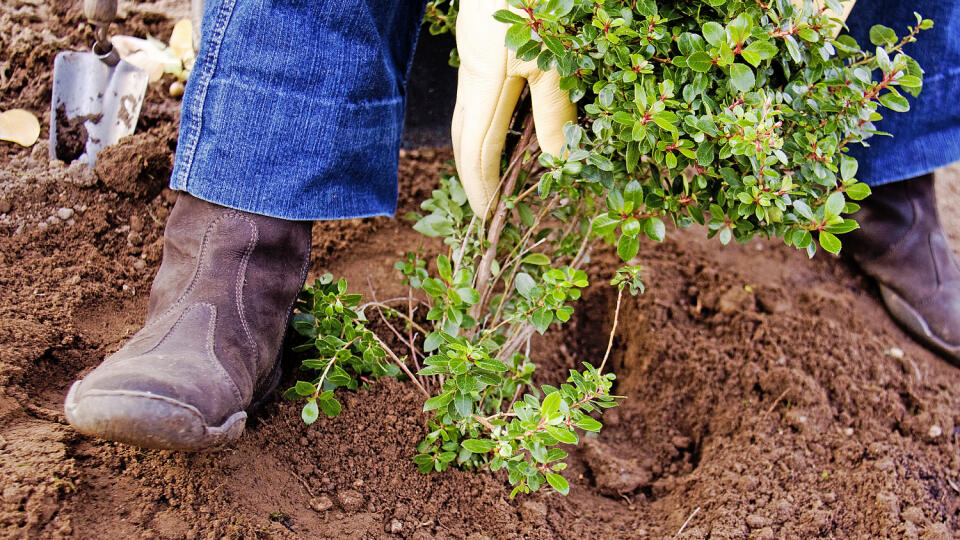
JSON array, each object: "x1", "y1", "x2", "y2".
[{"x1": 84, "y1": 0, "x2": 117, "y2": 26}]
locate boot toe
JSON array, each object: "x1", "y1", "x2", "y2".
[
  {"x1": 64, "y1": 381, "x2": 246, "y2": 451},
  {"x1": 879, "y1": 285, "x2": 960, "y2": 365}
]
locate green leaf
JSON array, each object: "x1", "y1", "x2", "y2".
[
  {"x1": 455, "y1": 287, "x2": 480, "y2": 305},
  {"x1": 644, "y1": 217, "x2": 666, "y2": 242},
  {"x1": 652, "y1": 111, "x2": 678, "y2": 132},
  {"x1": 423, "y1": 392, "x2": 452, "y2": 412},
  {"x1": 726, "y1": 13, "x2": 753, "y2": 45},
  {"x1": 423, "y1": 332, "x2": 443, "y2": 352},
  {"x1": 592, "y1": 213, "x2": 620, "y2": 236},
  {"x1": 505, "y1": 24, "x2": 533, "y2": 50},
  {"x1": 869, "y1": 25, "x2": 898, "y2": 47},
  {"x1": 437, "y1": 254, "x2": 452, "y2": 282},
  {"x1": 793, "y1": 200, "x2": 815, "y2": 221},
  {"x1": 797, "y1": 28, "x2": 819, "y2": 42},
  {"x1": 493, "y1": 9, "x2": 527, "y2": 25},
  {"x1": 898, "y1": 75, "x2": 922, "y2": 89},
  {"x1": 686, "y1": 52, "x2": 714, "y2": 73},
  {"x1": 824, "y1": 191, "x2": 846, "y2": 219},
  {"x1": 532, "y1": 307, "x2": 553, "y2": 334},
  {"x1": 319, "y1": 395, "x2": 342, "y2": 417},
  {"x1": 544, "y1": 0, "x2": 574, "y2": 16},
  {"x1": 742, "y1": 40, "x2": 778, "y2": 65},
  {"x1": 574, "y1": 415, "x2": 602, "y2": 432},
  {"x1": 413, "y1": 214, "x2": 453, "y2": 237},
  {"x1": 302, "y1": 399, "x2": 319, "y2": 425},
  {"x1": 546, "y1": 473, "x2": 570, "y2": 495},
  {"x1": 634, "y1": 0, "x2": 657, "y2": 17},
  {"x1": 461, "y1": 439, "x2": 497, "y2": 453},
  {"x1": 515, "y1": 273, "x2": 536, "y2": 299},
  {"x1": 845, "y1": 182, "x2": 872, "y2": 201},
  {"x1": 422, "y1": 278, "x2": 446, "y2": 298},
  {"x1": 621, "y1": 218, "x2": 641, "y2": 238},
  {"x1": 840, "y1": 155, "x2": 858, "y2": 181},
  {"x1": 546, "y1": 426, "x2": 578, "y2": 444},
  {"x1": 522, "y1": 253, "x2": 551, "y2": 265},
  {"x1": 454, "y1": 390, "x2": 473, "y2": 417},
  {"x1": 702, "y1": 21, "x2": 725, "y2": 47},
  {"x1": 617, "y1": 234, "x2": 639, "y2": 261},
  {"x1": 294, "y1": 380, "x2": 317, "y2": 397},
  {"x1": 879, "y1": 92, "x2": 910, "y2": 112},
  {"x1": 825, "y1": 219, "x2": 860, "y2": 235},
  {"x1": 541, "y1": 391, "x2": 562, "y2": 419},
  {"x1": 413, "y1": 453, "x2": 435, "y2": 473},
  {"x1": 729, "y1": 63, "x2": 755, "y2": 92},
  {"x1": 624, "y1": 180, "x2": 644, "y2": 207},
  {"x1": 784, "y1": 35, "x2": 802, "y2": 63},
  {"x1": 740, "y1": 49, "x2": 761, "y2": 67},
  {"x1": 541, "y1": 34, "x2": 565, "y2": 57},
  {"x1": 819, "y1": 231, "x2": 842, "y2": 254},
  {"x1": 696, "y1": 142, "x2": 715, "y2": 166}
]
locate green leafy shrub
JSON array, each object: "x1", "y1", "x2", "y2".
[{"x1": 288, "y1": 0, "x2": 929, "y2": 496}]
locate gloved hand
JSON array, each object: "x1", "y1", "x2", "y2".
[
  {"x1": 451, "y1": 0, "x2": 577, "y2": 216},
  {"x1": 451, "y1": 0, "x2": 855, "y2": 216}
]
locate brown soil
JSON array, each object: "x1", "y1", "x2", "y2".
[
  {"x1": 3, "y1": 4, "x2": 960, "y2": 539},
  {"x1": 52, "y1": 105, "x2": 90, "y2": 164}
]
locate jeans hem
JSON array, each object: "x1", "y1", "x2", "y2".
[
  {"x1": 171, "y1": 185, "x2": 399, "y2": 222},
  {"x1": 173, "y1": 0, "x2": 238, "y2": 192}
]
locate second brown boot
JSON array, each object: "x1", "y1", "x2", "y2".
[{"x1": 846, "y1": 174, "x2": 960, "y2": 365}]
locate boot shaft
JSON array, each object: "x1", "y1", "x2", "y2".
[{"x1": 143, "y1": 193, "x2": 313, "y2": 389}]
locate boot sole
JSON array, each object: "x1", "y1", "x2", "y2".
[
  {"x1": 879, "y1": 284, "x2": 960, "y2": 365},
  {"x1": 64, "y1": 382, "x2": 247, "y2": 451}
]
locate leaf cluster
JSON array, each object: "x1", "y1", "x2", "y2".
[
  {"x1": 455, "y1": 0, "x2": 930, "y2": 256},
  {"x1": 285, "y1": 275, "x2": 397, "y2": 424}
]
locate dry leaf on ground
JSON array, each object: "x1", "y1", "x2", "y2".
[{"x1": 0, "y1": 109, "x2": 40, "y2": 147}]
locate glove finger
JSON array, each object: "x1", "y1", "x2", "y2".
[
  {"x1": 526, "y1": 68, "x2": 578, "y2": 158},
  {"x1": 452, "y1": 68, "x2": 526, "y2": 216}
]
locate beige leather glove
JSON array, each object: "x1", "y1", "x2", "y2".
[
  {"x1": 451, "y1": 0, "x2": 854, "y2": 216},
  {"x1": 452, "y1": 0, "x2": 577, "y2": 216}
]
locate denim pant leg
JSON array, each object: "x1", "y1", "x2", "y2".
[
  {"x1": 170, "y1": 0, "x2": 426, "y2": 221},
  {"x1": 845, "y1": 1, "x2": 960, "y2": 186}
]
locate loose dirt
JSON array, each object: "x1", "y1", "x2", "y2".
[{"x1": 3, "y1": 3, "x2": 960, "y2": 539}]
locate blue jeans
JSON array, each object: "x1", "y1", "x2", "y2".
[
  {"x1": 171, "y1": 1, "x2": 958, "y2": 221},
  {"x1": 170, "y1": 0, "x2": 425, "y2": 220},
  {"x1": 845, "y1": 0, "x2": 960, "y2": 186}
]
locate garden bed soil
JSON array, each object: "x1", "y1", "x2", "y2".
[{"x1": 3, "y1": 2, "x2": 960, "y2": 538}]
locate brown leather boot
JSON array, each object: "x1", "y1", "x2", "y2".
[
  {"x1": 64, "y1": 193, "x2": 312, "y2": 450},
  {"x1": 846, "y1": 174, "x2": 960, "y2": 365}
]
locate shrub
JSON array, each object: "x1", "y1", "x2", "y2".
[{"x1": 288, "y1": 0, "x2": 929, "y2": 496}]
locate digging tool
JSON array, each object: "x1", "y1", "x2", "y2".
[{"x1": 50, "y1": 0, "x2": 149, "y2": 165}]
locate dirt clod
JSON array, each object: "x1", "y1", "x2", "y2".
[
  {"x1": 337, "y1": 489, "x2": 365, "y2": 512},
  {"x1": 309, "y1": 495, "x2": 333, "y2": 512},
  {"x1": 746, "y1": 514, "x2": 768, "y2": 529},
  {"x1": 581, "y1": 438, "x2": 652, "y2": 495},
  {"x1": 94, "y1": 125, "x2": 176, "y2": 199},
  {"x1": 54, "y1": 104, "x2": 91, "y2": 163},
  {"x1": 519, "y1": 500, "x2": 547, "y2": 524}
]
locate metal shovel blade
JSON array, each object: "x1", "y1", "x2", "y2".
[{"x1": 50, "y1": 51, "x2": 149, "y2": 165}]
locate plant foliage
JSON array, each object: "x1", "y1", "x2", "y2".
[{"x1": 287, "y1": 0, "x2": 929, "y2": 496}]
